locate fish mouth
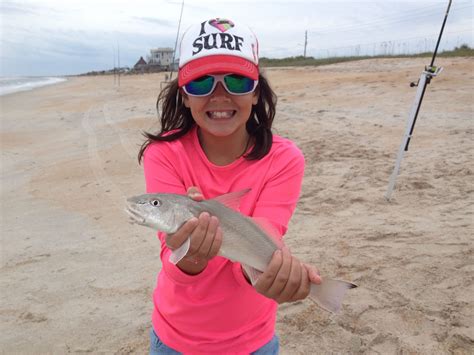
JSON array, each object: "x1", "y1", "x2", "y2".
[{"x1": 125, "y1": 203, "x2": 147, "y2": 226}]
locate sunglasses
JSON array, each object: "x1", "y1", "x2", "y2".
[{"x1": 182, "y1": 74, "x2": 258, "y2": 97}]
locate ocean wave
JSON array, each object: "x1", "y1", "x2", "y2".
[{"x1": 0, "y1": 76, "x2": 67, "y2": 96}]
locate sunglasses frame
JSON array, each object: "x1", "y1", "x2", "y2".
[{"x1": 182, "y1": 73, "x2": 258, "y2": 97}]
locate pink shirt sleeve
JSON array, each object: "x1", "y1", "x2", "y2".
[{"x1": 251, "y1": 143, "x2": 305, "y2": 239}]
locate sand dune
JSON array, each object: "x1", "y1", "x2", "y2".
[{"x1": 1, "y1": 57, "x2": 472, "y2": 353}]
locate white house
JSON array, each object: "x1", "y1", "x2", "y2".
[{"x1": 148, "y1": 47, "x2": 174, "y2": 68}]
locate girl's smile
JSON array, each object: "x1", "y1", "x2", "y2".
[{"x1": 206, "y1": 110, "x2": 236, "y2": 120}]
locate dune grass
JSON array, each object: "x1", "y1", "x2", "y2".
[{"x1": 259, "y1": 45, "x2": 473, "y2": 68}]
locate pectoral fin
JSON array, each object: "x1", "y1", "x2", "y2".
[{"x1": 169, "y1": 238, "x2": 191, "y2": 265}]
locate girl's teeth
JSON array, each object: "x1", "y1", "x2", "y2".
[{"x1": 209, "y1": 111, "x2": 233, "y2": 119}]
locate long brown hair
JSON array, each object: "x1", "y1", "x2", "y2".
[{"x1": 138, "y1": 73, "x2": 277, "y2": 163}]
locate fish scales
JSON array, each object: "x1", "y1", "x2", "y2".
[{"x1": 198, "y1": 199, "x2": 280, "y2": 272}]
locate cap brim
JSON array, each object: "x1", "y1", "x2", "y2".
[{"x1": 178, "y1": 55, "x2": 258, "y2": 87}]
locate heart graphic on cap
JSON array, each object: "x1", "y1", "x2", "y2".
[{"x1": 208, "y1": 18, "x2": 234, "y2": 32}]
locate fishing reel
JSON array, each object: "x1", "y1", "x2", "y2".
[{"x1": 410, "y1": 66, "x2": 443, "y2": 87}]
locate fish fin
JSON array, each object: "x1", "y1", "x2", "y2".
[
  {"x1": 251, "y1": 217, "x2": 284, "y2": 249},
  {"x1": 211, "y1": 189, "x2": 251, "y2": 211},
  {"x1": 308, "y1": 279, "x2": 357, "y2": 313},
  {"x1": 241, "y1": 264, "x2": 262, "y2": 286},
  {"x1": 169, "y1": 238, "x2": 191, "y2": 265}
]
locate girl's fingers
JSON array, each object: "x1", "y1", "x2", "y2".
[
  {"x1": 289, "y1": 263, "x2": 310, "y2": 302},
  {"x1": 276, "y1": 256, "x2": 303, "y2": 303},
  {"x1": 194, "y1": 215, "x2": 219, "y2": 259},
  {"x1": 255, "y1": 250, "x2": 283, "y2": 294},
  {"x1": 254, "y1": 249, "x2": 317, "y2": 304},
  {"x1": 265, "y1": 247, "x2": 292, "y2": 300},
  {"x1": 187, "y1": 186, "x2": 204, "y2": 201},
  {"x1": 187, "y1": 212, "x2": 210, "y2": 256},
  {"x1": 165, "y1": 217, "x2": 198, "y2": 250},
  {"x1": 303, "y1": 263, "x2": 322, "y2": 285}
]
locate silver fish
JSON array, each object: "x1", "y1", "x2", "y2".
[{"x1": 126, "y1": 189, "x2": 357, "y2": 312}]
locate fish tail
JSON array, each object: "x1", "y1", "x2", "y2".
[{"x1": 309, "y1": 279, "x2": 357, "y2": 313}]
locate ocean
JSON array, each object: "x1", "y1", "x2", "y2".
[{"x1": 0, "y1": 76, "x2": 67, "y2": 96}]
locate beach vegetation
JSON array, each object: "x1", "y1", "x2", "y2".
[{"x1": 259, "y1": 45, "x2": 473, "y2": 68}]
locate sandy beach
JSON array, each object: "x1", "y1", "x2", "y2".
[{"x1": 1, "y1": 57, "x2": 472, "y2": 354}]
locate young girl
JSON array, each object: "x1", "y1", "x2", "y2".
[{"x1": 139, "y1": 18, "x2": 321, "y2": 354}]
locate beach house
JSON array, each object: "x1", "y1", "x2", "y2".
[{"x1": 147, "y1": 48, "x2": 174, "y2": 70}]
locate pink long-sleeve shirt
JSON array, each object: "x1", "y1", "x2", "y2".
[{"x1": 143, "y1": 126, "x2": 305, "y2": 354}]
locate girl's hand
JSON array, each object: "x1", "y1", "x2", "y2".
[
  {"x1": 165, "y1": 187, "x2": 223, "y2": 274},
  {"x1": 254, "y1": 247, "x2": 322, "y2": 304}
]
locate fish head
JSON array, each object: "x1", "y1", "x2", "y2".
[{"x1": 126, "y1": 193, "x2": 193, "y2": 233}]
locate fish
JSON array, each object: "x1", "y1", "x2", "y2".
[{"x1": 125, "y1": 189, "x2": 357, "y2": 313}]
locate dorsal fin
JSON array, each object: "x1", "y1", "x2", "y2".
[{"x1": 211, "y1": 188, "x2": 251, "y2": 211}]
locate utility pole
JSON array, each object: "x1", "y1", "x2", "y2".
[
  {"x1": 304, "y1": 30, "x2": 308, "y2": 57},
  {"x1": 113, "y1": 46, "x2": 116, "y2": 85},
  {"x1": 117, "y1": 43, "x2": 121, "y2": 87}
]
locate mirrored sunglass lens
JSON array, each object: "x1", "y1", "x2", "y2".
[
  {"x1": 224, "y1": 75, "x2": 254, "y2": 94},
  {"x1": 185, "y1": 76, "x2": 214, "y2": 95}
]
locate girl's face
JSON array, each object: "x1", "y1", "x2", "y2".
[{"x1": 182, "y1": 80, "x2": 258, "y2": 141}]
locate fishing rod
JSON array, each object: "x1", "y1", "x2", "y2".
[
  {"x1": 385, "y1": 0, "x2": 453, "y2": 201},
  {"x1": 169, "y1": 0, "x2": 184, "y2": 82}
]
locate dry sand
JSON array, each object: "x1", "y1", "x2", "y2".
[{"x1": 1, "y1": 57, "x2": 473, "y2": 354}]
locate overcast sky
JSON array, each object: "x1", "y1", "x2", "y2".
[{"x1": 1, "y1": 0, "x2": 472, "y2": 76}]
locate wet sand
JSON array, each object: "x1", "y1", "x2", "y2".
[{"x1": 1, "y1": 57, "x2": 473, "y2": 353}]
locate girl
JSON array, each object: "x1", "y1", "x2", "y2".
[{"x1": 139, "y1": 18, "x2": 321, "y2": 354}]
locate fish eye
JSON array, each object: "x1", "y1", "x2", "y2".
[{"x1": 150, "y1": 200, "x2": 161, "y2": 207}]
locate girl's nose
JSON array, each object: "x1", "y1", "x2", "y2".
[{"x1": 210, "y1": 82, "x2": 230, "y2": 101}]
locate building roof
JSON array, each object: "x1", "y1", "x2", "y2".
[{"x1": 134, "y1": 56, "x2": 147, "y2": 67}]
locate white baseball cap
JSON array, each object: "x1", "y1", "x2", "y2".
[{"x1": 178, "y1": 18, "x2": 259, "y2": 87}]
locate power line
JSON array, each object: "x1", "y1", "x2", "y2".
[
  {"x1": 308, "y1": 3, "x2": 472, "y2": 35},
  {"x1": 308, "y1": 3, "x2": 471, "y2": 33},
  {"x1": 308, "y1": 28, "x2": 473, "y2": 53}
]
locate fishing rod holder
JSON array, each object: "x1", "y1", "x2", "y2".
[
  {"x1": 410, "y1": 66, "x2": 443, "y2": 87},
  {"x1": 385, "y1": 0, "x2": 451, "y2": 201}
]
